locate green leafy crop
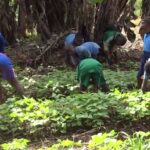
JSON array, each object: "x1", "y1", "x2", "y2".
[
  {"x1": 1, "y1": 138, "x2": 30, "y2": 150},
  {"x1": 0, "y1": 66, "x2": 150, "y2": 149}
]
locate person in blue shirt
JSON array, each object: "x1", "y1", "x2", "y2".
[
  {"x1": 65, "y1": 32, "x2": 84, "y2": 67},
  {"x1": 65, "y1": 25, "x2": 88, "y2": 49},
  {"x1": 65, "y1": 33, "x2": 84, "y2": 49},
  {"x1": 64, "y1": 26, "x2": 88, "y2": 67},
  {"x1": 81, "y1": 42, "x2": 101, "y2": 59},
  {"x1": 71, "y1": 45, "x2": 91, "y2": 66},
  {"x1": 0, "y1": 53, "x2": 24, "y2": 103},
  {"x1": 0, "y1": 32, "x2": 8, "y2": 53},
  {"x1": 71, "y1": 42, "x2": 102, "y2": 66},
  {"x1": 137, "y1": 17, "x2": 150, "y2": 88}
]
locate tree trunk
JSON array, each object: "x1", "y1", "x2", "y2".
[
  {"x1": 94, "y1": 0, "x2": 136, "y2": 42},
  {"x1": 18, "y1": 0, "x2": 27, "y2": 37},
  {"x1": 0, "y1": 0, "x2": 137, "y2": 43},
  {"x1": 28, "y1": 0, "x2": 95, "y2": 41},
  {"x1": 0, "y1": 0, "x2": 17, "y2": 43},
  {"x1": 79, "y1": 0, "x2": 96, "y2": 40},
  {"x1": 142, "y1": 0, "x2": 150, "y2": 18}
]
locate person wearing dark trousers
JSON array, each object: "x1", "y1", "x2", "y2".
[{"x1": 137, "y1": 17, "x2": 150, "y2": 88}]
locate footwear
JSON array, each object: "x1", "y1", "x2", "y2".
[{"x1": 101, "y1": 84, "x2": 109, "y2": 92}]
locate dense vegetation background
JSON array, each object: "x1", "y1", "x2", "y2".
[{"x1": 0, "y1": 0, "x2": 149, "y2": 43}]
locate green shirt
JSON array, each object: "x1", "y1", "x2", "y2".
[
  {"x1": 103, "y1": 30, "x2": 120, "y2": 43},
  {"x1": 77, "y1": 58, "x2": 103, "y2": 79},
  {"x1": 102, "y1": 31, "x2": 121, "y2": 51},
  {"x1": 76, "y1": 58, "x2": 106, "y2": 86}
]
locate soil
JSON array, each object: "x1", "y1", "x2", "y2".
[
  {"x1": 26, "y1": 117, "x2": 150, "y2": 149},
  {"x1": 5, "y1": 34, "x2": 143, "y2": 69}
]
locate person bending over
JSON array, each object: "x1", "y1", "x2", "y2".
[
  {"x1": 76, "y1": 58, "x2": 109, "y2": 92},
  {"x1": 80, "y1": 42, "x2": 102, "y2": 59},
  {"x1": 65, "y1": 33, "x2": 84, "y2": 67},
  {"x1": 137, "y1": 17, "x2": 150, "y2": 88},
  {"x1": 71, "y1": 45, "x2": 91, "y2": 66},
  {"x1": 71, "y1": 42, "x2": 102, "y2": 66},
  {"x1": 64, "y1": 25, "x2": 89, "y2": 67},
  {"x1": 65, "y1": 32, "x2": 84, "y2": 49},
  {"x1": 102, "y1": 25, "x2": 127, "y2": 64},
  {"x1": 0, "y1": 53, "x2": 24, "y2": 103}
]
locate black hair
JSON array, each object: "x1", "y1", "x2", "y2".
[
  {"x1": 76, "y1": 25, "x2": 89, "y2": 41},
  {"x1": 73, "y1": 32, "x2": 84, "y2": 46},
  {"x1": 145, "y1": 60, "x2": 150, "y2": 75},
  {"x1": 104, "y1": 24, "x2": 121, "y2": 32},
  {"x1": 75, "y1": 32, "x2": 83, "y2": 39}
]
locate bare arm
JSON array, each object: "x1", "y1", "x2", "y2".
[
  {"x1": 7, "y1": 77, "x2": 24, "y2": 97},
  {"x1": 65, "y1": 45, "x2": 75, "y2": 68},
  {"x1": 141, "y1": 79, "x2": 148, "y2": 93},
  {"x1": 103, "y1": 38, "x2": 117, "y2": 65}
]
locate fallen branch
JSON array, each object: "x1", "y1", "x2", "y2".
[
  {"x1": 72, "y1": 128, "x2": 98, "y2": 140},
  {"x1": 34, "y1": 31, "x2": 72, "y2": 66}
]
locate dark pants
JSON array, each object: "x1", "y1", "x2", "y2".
[{"x1": 137, "y1": 51, "x2": 150, "y2": 78}]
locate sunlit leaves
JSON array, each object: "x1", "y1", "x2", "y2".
[{"x1": 1, "y1": 139, "x2": 30, "y2": 150}]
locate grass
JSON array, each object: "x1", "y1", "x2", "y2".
[{"x1": 0, "y1": 65, "x2": 149, "y2": 149}]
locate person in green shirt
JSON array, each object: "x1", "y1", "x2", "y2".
[
  {"x1": 77, "y1": 58, "x2": 109, "y2": 92},
  {"x1": 102, "y1": 25, "x2": 127, "y2": 64}
]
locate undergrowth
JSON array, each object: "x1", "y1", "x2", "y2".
[{"x1": 0, "y1": 66, "x2": 149, "y2": 149}]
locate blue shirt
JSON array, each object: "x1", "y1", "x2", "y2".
[
  {"x1": 65, "y1": 33, "x2": 76, "y2": 48},
  {"x1": 0, "y1": 53, "x2": 14, "y2": 79},
  {"x1": 0, "y1": 53, "x2": 13, "y2": 68},
  {"x1": 75, "y1": 46, "x2": 91, "y2": 59},
  {"x1": 144, "y1": 33, "x2": 150, "y2": 53},
  {"x1": 81, "y1": 42, "x2": 100, "y2": 56},
  {"x1": 0, "y1": 33, "x2": 8, "y2": 53}
]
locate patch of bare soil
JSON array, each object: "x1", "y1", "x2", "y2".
[
  {"x1": 6, "y1": 33, "x2": 143, "y2": 69},
  {"x1": 27, "y1": 117, "x2": 150, "y2": 149}
]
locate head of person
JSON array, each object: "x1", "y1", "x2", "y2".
[
  {"x1": 104, "y1": 24, "x2": 121, "y2": 32},
  {"x1": 114, "y1": 34, "x2": 127, "y2": 46},
  {"x1": 145, "y1": 59, "x2": 150, "y2": 78},
  {"x1": 139, "y1": 17, "x2": 150, "y2": 35},
  {"x1": 73, "y1": 33, "x2": 84, "y2": 46}
]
